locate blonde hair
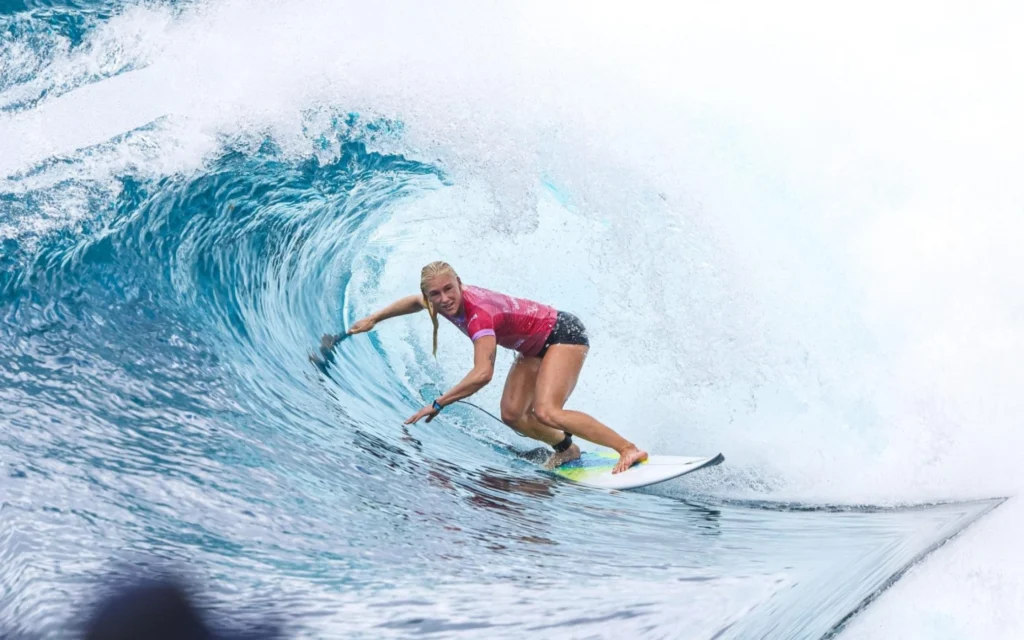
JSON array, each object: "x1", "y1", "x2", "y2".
[{"x1": 420, "y1": 261, "x2": 458, "y2": 356}]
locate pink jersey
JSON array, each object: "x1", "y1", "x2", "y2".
[{"x1": 441, "y1": 285, "x2": 557, "y2": 356}]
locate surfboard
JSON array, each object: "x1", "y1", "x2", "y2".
[{"x1": 550, "y1": 451, "x2": 724, "y2": 490}]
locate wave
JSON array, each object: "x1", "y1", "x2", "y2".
[{"x1": 1, "y1": 1, "x2": 1021, "y2": 637}]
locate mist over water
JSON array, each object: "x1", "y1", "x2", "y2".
[{"x1": 1, "y1": 1, "x2": 1021, "y2": 637}]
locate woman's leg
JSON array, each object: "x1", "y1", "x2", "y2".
[
  {"x1": 499, "y1": 354, "x2": 568, "y2": 447},
  {"x1": 532, "y1": 344, "x2": 647, "y2": 473}
]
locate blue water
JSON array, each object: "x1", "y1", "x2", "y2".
[{"x1": 0, "y1": 3, "x2": 1004, "y2": 638}]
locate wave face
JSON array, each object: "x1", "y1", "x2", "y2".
[{"x1": 1, "y1": 1, "x2": 1020, "y2": 637}]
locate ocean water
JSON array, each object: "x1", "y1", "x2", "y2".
[{"x1": 2, "y1": 1, "x2": 1022, "y2": 638}]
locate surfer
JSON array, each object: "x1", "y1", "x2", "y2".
[{"x1": 334, "y1": 261, "x2": 648, "y2": 474}]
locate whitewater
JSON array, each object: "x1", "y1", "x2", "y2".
[{"x1": 1, "y1": 1, "x2": 1022, "y2": 637}]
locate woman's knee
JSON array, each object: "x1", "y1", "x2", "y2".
[
  {"x1": 500, "y1": 404, "x2": 523, "y2": 427},
  {"x1": 533, "y1": 404, "x2": 563, "y2": 428}
]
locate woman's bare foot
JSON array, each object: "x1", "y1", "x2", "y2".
[
  {"x1": 613, "y1": 445, "x2": 648, "y2": 473},
  {"x1": 543, "y1": 443, "x2": 581, "y2": 469}
]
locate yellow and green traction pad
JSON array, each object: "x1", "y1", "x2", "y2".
[{"x1": 552, "y1": 451, "x2": 645, "y2": 481}]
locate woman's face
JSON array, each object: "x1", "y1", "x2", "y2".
[{"x1": 424, "y1": 273, "x2": 462, "y2": 316}]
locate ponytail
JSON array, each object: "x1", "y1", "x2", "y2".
[{"x1": 423, "y1": 294, "x2": 440, "y2": 357}]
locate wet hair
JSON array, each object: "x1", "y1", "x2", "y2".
[{"x1": 419, "y1": 261, "x2": 459, "y2": 356}]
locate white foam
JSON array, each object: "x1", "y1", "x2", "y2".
[{"x1": 2, "y1": 0, "x2": 1023, "y2": 635}]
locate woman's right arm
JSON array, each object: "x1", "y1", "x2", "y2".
[{"x1": 348, "y1": 294, "x2": 425, "y2": 335}]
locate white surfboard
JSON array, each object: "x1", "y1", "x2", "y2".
[{"x1": 551, "y1": 451, "x2": 724, "y2": 490}]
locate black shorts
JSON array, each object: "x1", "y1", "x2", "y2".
[{"x1": 536, "y1": 311, "x2": 589, "y2": 358}]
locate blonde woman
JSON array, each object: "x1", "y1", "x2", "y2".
[{"x1": 344, "y1": 261, "x2": 647, "y2": 474}]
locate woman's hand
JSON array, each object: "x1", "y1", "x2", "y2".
[
  {"x1": 347, "y1": 316, "x2": 377, "y2": 335},
  {"x1": 404, "y1": 404, "x2": 440, "y2": 425}
]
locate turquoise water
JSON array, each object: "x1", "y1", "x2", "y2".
[{"x1": 0, "y1": 2, "x2": 1006, "y2": 638}]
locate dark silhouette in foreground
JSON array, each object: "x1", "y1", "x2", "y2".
[{"x1": 82, "y1": 577, "x2": 281, "y2": 640}]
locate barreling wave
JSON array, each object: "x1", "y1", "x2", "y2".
[{"x1": 0, "y1": 1, "x2": 1013, "y2": 637}]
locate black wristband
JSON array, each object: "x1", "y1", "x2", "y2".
[
  {"x1": 553, "y1": 433, "x2": 573, "y2": 453},
  {"x1": 432, "y1": 399, "x2": 443, "y2": 412}
]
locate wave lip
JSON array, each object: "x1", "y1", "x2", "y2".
[{"x1": 1, "y1": 0, "x2": 1021, "y2": 637}]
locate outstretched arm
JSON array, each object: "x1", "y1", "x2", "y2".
[
  {"x1": 348, "y1": 294, "x2": 426, "y2": 335},
  {"x1": 404, "y1": 336, "x2": 497, "y2": 424},
  {"x1": 312, "y1": 294, "x2": 425, "y2": 368}
]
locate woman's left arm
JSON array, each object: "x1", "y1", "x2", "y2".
[{"x1": 404, "y1": 336, "x2": 497, "y2": 424}]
